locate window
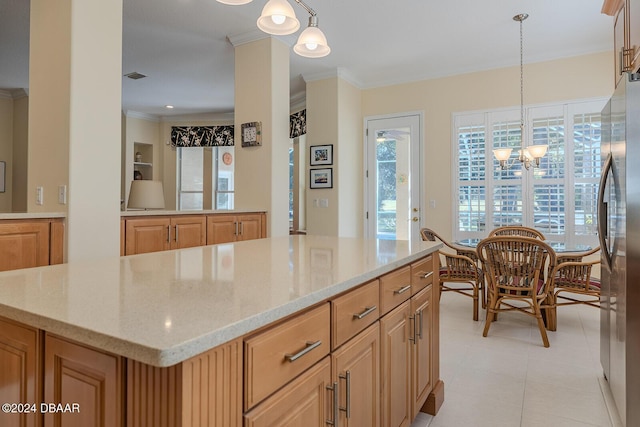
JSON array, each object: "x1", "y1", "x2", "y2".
[
  {"x1": 177, "y1": 147, "x2": 234, "y2": 210},
  {"x1": 453, "y1": 99, "x2": 604, "y2": 247}
]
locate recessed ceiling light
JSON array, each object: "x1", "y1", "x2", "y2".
[{"x1": 165, "y1": 105, "x2": 174, "y2": 109}]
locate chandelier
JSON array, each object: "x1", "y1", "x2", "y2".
[
  {"x1": 217, "y1": 0, "x2": 331, "y2": 58},
  {"x1": 493, "y1": 13, "x2": 547, "y2": 170}
]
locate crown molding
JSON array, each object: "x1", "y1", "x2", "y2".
[
  {"x1": 302, "y1": 67, "x2": 363, "y2": 89},
  {"x1": 0, "y1": 88, "x2": 28, "y2": 99},
  {"x1": 160, "y1": 111, "x2": 235, "y2": 123},
  {"x1": 289, "y1": 91, "x2": 306, "y2": 112},
  {"x1": 123, "y1": 110, "x2": 161, "y2": 122},
  {"x1": 227, "y1": 29, "x2": 295, "y2": 48}
]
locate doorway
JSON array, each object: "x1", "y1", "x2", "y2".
[{"x1": 365, "y1": 113, "x2": 422, "y2": 240}]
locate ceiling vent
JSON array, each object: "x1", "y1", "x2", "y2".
[{"x1": 124, "y1": 72, "x2": 147, "y2": 80}]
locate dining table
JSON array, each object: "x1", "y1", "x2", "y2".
[{"x1": 454, "y1": 238, "x2": 592, "y2": 254}]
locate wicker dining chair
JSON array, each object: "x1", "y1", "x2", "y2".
[
  {"x1": 476, "y1": 235, "x2": 556, "y2": 347},
  {"x1": 546, "y1": 258, "x2": 600, "y2": 331},
  {"x1": 489, "y1": 225, "x2": 546, "y2": 240},
  {"x1": 420, "y1": 228, "x2": 482, "y2": 320}
]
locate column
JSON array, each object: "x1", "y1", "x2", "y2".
[{"x1": 29, "y1": 0, "x2": 123, "y2": 261}]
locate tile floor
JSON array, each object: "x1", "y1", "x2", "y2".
[{"x1": 410, "y1": 291, "x2": 614, "y2": 427}]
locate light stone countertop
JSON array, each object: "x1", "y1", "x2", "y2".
[
  {"x1": 120, "y1": 209, "x2": 266, "y2": 217},
  {"x1": 0, "y1": 212, "x2": 66, "y2": 220},
  {"x1": 0, "y1": 236, "x2": 441, "y2": 367}
]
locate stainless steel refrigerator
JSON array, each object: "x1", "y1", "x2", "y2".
[{"x1": 599, "y1": 72, "x2": 640, "y2": 427}]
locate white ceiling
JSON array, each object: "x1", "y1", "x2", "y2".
[{"x1": 0, "y1": 0, "x2": 613, "y2": 118}]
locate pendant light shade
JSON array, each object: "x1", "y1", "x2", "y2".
[
  {"x1": 216, "y1": 0, "x2": 253, "y2": 5},
  {"x1": 293, "y1": 16, "x2": 330, "y2": 58},
  {"x1": 257, "y1": 0, "x2": 300, "y2": 35}
]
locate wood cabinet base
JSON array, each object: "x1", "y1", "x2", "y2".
[{"x1": 422, "y1": 379, "x2": 445, "y2": 416}]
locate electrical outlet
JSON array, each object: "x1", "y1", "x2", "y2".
[{"x1": 429, "y1": 199, "x2": 436, "y2": 208}]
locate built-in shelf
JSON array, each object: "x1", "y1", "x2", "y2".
[{"x1": 133, "y1": 142, "x2": 153, "y2": 181}]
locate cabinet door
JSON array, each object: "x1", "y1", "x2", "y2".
[
  {"x1": 44, "y1": 335, "x2": 122, "y2": 427},
  {"x1": 380, "y1": 301, "x2": 411, "y2": 427},
  {"x1": 125, "y1": 218, "x2": 171, "y2": 255},
  {"x1": 411, "y1": 286, "x2": 432, "y2": 419},
  {"x1": 206, "y1": 215, "x2": 238, "y2": 245},
  {"x1": 630, "y1": 0, "x2": 640, "y2": 71},
  {"x1": 332, "y1": 322, "x2": 380, "y2": 427},
  {"x1": 236, "y1": 214, "x2": 263, "y2": 241},
  {"x1": 244, "y1": 357, "x2": 333, "y2": 427},
  {"x1": 171, "y1": 216, "x2": 206, "y2": 250},
  {"x1": 0, "y1": 220, "x2": 50, "y2": 271},
  {"x1": 0, "y1": 318, "x2": 41, "y2": 427}
]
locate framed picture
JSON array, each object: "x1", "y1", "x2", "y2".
[
  {"x1": 0, "y1": 161, "x2": 4, "y2": 193},
  {"x1": 310, "y1": 144, "x2": 333, "y2": 166},
  {"x1": 310, "y1": 168, "x2": 333, "y2": 189}
]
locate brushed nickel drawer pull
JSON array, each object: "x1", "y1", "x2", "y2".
[
  {"x1": 167, "y1": 225, "x2": 171, "y2": 243},
  {"x1": 339, "y1": 370, "x2": 351, "y2": 418},
  {"x1": 418, "y1": 308, "x2": 424, "y2": 339},
  {"x1": 409, "y1": 314, "x2": 416, "y2": 343},
  {"x1": 326, "y1": 381, "x2": 339, "y2": 426},
  {"x1": 422, "y1": 271, "x2": 434, "y2": 280},
  {"x1": 284, "y1": 340, "x2": 322, "y2": 362},
  {"x1": 353, "y1": 306, "x2": 377, "y2": 320},
  {"x1": 394, "y1": 284, "x2": 411, "y2": 295}
]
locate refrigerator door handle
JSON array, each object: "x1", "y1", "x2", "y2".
[{"x1": 598, "y1": 152, "x2": 613, "y2": 270}]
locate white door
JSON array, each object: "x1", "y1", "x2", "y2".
[{"x1": 365, "y1": 114, "x2": 422, "y2": 241}]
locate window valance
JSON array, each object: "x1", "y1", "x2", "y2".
[{"x1": 170, "y1": 126, "x2": 234, "y2": 147}]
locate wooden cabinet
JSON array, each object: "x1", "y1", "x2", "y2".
[
  {"x1": 44, "y1": 334, "x2": 123, "y2": 427},
  {"x1": 380, "y1": 265, "x2": 412, "y2": 315},
  {"x1": 332, "y1": 322, "x2": 380, "y2": 427},
  {"x1": 604, "y1": 0, "x2": 640, "y2": 86},
  {"x1": 410, "y1": 286, "x2": 432, "y2": 419},
  {"x1": 0, "y1": 317, "x2": 41, "y2": 427},
  {"x1": 380, "y1": 301, "x2": 412, "y2": 427},
  {"x1": 331, "y1": 279, "x2": 379, "y2": 349},
  {"x1": 244, "y1": 357, "x2": 333, "y2": 427},
  {"x1": 127, "y1": 339, "x2": 242, "y2": 427},
  {"x1": 206, "y1": 213, "x2": 265, "y2": 245},
  {"x1": 125, "y1": 216, "x2": 206, "y2": 255},
  {"x1": 0, "y1": 218, "x2": 64, "y2": 271},
  {"x1": 244, "y1": 303, "x2": 330, "y2": 410},
  {"x1": 122, "y1": 212, "x2": 266, "y2": 255}
]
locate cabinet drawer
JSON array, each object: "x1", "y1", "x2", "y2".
[
  {"x1": 380, "y1": 265, "x2": 412, "y2": 315},
  {"x1": 331, "y1": 279, "x2": 380, "y2": 349},
  {"x1": 244, "y1": 303, "x2": 330, "y2": 410},
  {"x1": 411, "y1": 255, "x2": 435, "y2": 295}
]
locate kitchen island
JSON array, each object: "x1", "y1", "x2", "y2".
[{"x1": 0, "y1": 235, "x2": 443, "y2": 427}]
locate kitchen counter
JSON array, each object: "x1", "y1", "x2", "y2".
[
  {"x1": 120, "y1": 208, "x2": 266, "y2": 217},
  {"x1": 0, "y1": 235, "x2": 441, "y2": 367},
  {"x1": 0, "y1": 212, "x2": 66, "y2": 219}
]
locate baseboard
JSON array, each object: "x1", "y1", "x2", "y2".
[{"x1": 598, "y1": 376, "x2": 624, "y2": 427}]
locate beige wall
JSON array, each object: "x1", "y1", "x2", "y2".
[
  {"x1": 123, "y1": 114, "x2": 161, "y2": 207},
  {"x1": 361, "y1": 51, "x2": 614, "y2": 240},
  {"x1": 12, "y1": 95, "x2": 28, "y2": 212},
  {"x1": 0, "y1": 96, "x2": 12, "y2": 212}
]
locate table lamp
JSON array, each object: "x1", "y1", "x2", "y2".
[{"x1": 127, "y1": 180, "x2": 165, "y2": 210}]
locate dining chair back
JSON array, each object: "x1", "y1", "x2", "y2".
[
  {"x1": 477, "y1": 235, "x2": 556, "y2": 347},
  {"x1": 489, "y1": 226, "x2": 545, "y2": 240},
  {"x1": 420, "y1": 228, "x2": 482, "y2": 320}
]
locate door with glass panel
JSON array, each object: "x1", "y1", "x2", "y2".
[{"x1": 365, "y1": 114, "x2": 422, "y2": 240}]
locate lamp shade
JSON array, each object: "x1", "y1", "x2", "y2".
[
  {"x1": 493, "y1": 148, "x2": 513, "y2": 161},
  {"x1": 216, "y1": 0, "x2": 253, "y2": 4},
  {"x1": 257, "y1": 0, "x2": 300, "y2": 35},
  {"x1": 527, "y1": 144, "x2": 548, "y2": 159},
  {"x1": 127, "y1": 180, "x2": 165, "y2": 210},
  {"x1": 294, "y1": 25, "x2": 330, "y2": 58}
]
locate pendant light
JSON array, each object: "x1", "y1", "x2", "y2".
[
  {"x1": 257, "y1": 0, "x2": 300, "y2": 35},
  {"x1": 293, "y1": 15, "x2": 330, "y2": 58},
  {"x1": 493, "y1": 13, "x2": 547, "y2": 170}
]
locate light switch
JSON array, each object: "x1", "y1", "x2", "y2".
[
  {"x1": 319, "y1": 199, "x2": 329, "y2": 208},
  {"x1": 429, "y1": 199, "x2": 436, "y2": 208},
  {"x1": 36, "y1": 186, "x2": 43, "y2": 205},
  {"x1": 58, "y1": 185, "x2": 67, "y2": 204}
]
